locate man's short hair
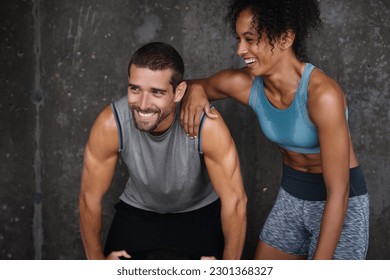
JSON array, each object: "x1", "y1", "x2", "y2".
[{"x1": 128, "y1": 42, "x2": 184, "y2": 90}]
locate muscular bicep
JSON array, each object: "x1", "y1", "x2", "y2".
[
  {"x1": 80, "y1": 106, "x2": 119, "y2": 201},
  {"x1": 81, "y1": 144, "x2": 117, "y2": 201},
  {"x1": 201, "y1": 111, "x2": 245, "y2": 198}
]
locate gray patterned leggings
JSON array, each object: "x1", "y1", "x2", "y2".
[{"x1": 260, "y1": 187, "x2": 369, "y2": 259}]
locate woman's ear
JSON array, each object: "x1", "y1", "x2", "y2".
[
  {"x1": 173, "y1": 81, "x2": 187, "y2": 102},
  {"x1": 279, "y1": 29, "x2": 295, "y2": 50}
]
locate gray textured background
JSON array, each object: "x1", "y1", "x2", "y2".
[{"x1": 0, "y1": 0, "x2": 389, "y2": 259}]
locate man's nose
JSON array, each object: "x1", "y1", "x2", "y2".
[{"x1": 138, "y1": 93, "x2": 151, "y2": 110}]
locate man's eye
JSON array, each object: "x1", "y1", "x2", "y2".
[{"x1": 152, "y1": 90, "x2": 164, "y2": 95}]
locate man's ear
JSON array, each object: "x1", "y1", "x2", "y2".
[
  {"x1": 173, "y1": 81, "x2": 187, "y2": 102},
  {"x1": 278, "y1": 29, "x2": 295, "y2": 50}
]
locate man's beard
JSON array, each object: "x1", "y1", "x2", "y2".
[{"x1": 129, "y1": 104, "x2": 171, "y2": 133}]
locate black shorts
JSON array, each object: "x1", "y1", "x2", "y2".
[{"x1": 104, "y1": 199, "x2": 224, "y2": 260}]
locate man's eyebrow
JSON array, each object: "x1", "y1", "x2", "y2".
[
  {"x1": 151, "y1": 87, "x2": 167, "y2": 93},
  {"x1": 128, "y1": 83, "x2": 167, "y2": 93}
]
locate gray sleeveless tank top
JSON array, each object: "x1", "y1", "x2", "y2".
[{"x1": 111, "y1": 96, "x2": 218, "y2": 214}]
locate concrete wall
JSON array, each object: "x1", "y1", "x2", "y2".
[{"x1": 0, "y1": 0, "x2": 389, "y2": 259}]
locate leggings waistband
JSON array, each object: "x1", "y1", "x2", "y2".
[{"x1": 281, "y1": 165, "x2": 368, "y2": 201}]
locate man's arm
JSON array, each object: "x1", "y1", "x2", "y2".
[
  {"x1": 201, "y1": 109, "x2": 247, "y2": 260},
  {"x1": 79, "y1": 106, "x2": 129, "y2": 260}
]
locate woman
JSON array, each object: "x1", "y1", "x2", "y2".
[{"x1": 180, "y1": 0, "x2": 369, "y2": 259}]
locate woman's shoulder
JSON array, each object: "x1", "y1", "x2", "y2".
[
  {"x1": 309, "y1": 67, "x2": 345, "y2": 100},
  {"x1": 308, "y1": 66, "x2": 347, "y2": 114}
]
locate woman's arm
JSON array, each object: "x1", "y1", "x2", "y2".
[
  {"x1": 308, "y1": 70, "x2": 350, "y2": 259},
  {"x1": 180, "y1": 68, "x2": 253, "y2": 137}
]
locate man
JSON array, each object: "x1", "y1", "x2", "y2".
[{"x1": 79, "y1": 42, "x2": 247, "y2": 260}]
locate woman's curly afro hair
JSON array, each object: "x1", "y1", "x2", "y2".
[{"x1": 228, "y1": 0, "x2": 322, "y2": 60}]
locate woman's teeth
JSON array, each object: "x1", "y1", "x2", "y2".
[{"x1": 245, "y1": 58, "x2": 257, "y2": 64}]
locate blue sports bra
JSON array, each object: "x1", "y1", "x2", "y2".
[{"x1": 248, "y1": 63, "x2": 348, "y2": 154}]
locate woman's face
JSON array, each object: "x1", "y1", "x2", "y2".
[{"x1": 235, "y1": 9, "x2": 285, "y2": 76}]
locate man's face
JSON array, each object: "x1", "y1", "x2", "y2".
[{"x1": 127, "y1": 65, "x2": 177, "y2": 134}]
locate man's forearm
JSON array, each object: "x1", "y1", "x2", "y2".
[
  {"x1": 79, "y1": 198, "x2": 105, "y2": 259},
  {"x1": 221, "y1": 197, "x2": 247, "y2": 259}
]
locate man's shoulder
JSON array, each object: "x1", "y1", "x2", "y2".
[
  {"x1": 86, "y1": 105, "x2": 119, "y2": 156},
  {"x1": 111, "y1": 95, "x2": 132, "y2": 124},
  {"x1": 199, "y1": 107, "x2": 237, "y2": 163},
  {"x1": 112, "y1": 95, "x2": 128, "y2": 110},
  {"x1": 199, "y1": 108, "x2": 231, "y2": 147},
  {"x1": 95, "y1": 105, "x2": 117, "y2": 133},
  {"x1": 200, "y1": 108, "x2": 225, "y2": 130}
]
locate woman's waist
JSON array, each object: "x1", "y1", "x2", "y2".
[
  {"x1": 281, "y1": 164, "x2": 367, "y2": 201},
  {"x1": 281, "y1": 151, "x2": 359, "y2": 173},
  {"x1": 280, "y1": 149, "x2": 322, "y2": 172}
]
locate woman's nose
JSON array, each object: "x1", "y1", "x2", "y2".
[{"x1": 236, "y1": 41, "x2": 248, "y2": 57}]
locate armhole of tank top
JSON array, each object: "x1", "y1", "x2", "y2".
[
  {"x1": 197, "y1": 105, "x2": 215, "y2": 154},
  {"x1": 111, "y1": 103, "x2": 123, "y2": 153},
  {"x1": 298, "y1": 64, "x2": 316, "y2": 129},
  {"x1": 300, "y1": 63, "x2": 315, "y2": 104},
  {"x1": 248, "y1": 77, "x2": 261, "y2": 108}
]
